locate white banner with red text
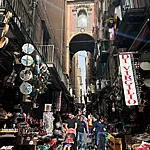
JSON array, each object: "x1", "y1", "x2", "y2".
[{"x1": 119, "y1": 53, "x2": 138, "y2": 106}]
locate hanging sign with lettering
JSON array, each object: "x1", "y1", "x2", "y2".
[{"x1": 119, "y1": 53, "x2": 138, "y2": 106}]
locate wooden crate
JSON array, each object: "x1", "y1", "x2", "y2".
[{"x1": 108, "y1": 134, "x2": 122, "y2": 150}]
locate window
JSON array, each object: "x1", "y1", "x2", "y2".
[{"x1": 77, "y1": 10, "x2": 87, "y2": 28}]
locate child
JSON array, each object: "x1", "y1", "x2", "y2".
[{"x1": 63, "y1": 133, "x2": 74, "y2": 150}]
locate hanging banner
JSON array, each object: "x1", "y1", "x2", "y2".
[
  {"x1": 119, "y1": 53, "x2": 138, "y2": 106},
  {"x1": 56, "y1": 91, "x2": 62, "y2": 111}
]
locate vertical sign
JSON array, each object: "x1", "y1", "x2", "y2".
[
  {"x1": 119, "y1": 53, "x2": 138, "y2": 106},
  {"x1": 56, "y1": 91, "x2": 62, "y2": 111}
]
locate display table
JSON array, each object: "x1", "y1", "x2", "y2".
[
  {"x1": 108, "y1": 134, "x2": 122, "y2": 150},
  {"x1": 0, "y1": 129, "x2": 18, "y2": 145}
]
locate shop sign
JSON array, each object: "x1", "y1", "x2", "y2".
[{"x1": 119, "y1": 53, "x2": 138, "y2": 106}]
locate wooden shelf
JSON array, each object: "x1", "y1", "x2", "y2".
[{"x1": 108, "y1": 134, "x2": 122, "y2": 150}]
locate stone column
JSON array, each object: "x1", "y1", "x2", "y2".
[{"x1": 64, "y1": 45, "x2": 70, "y2": 76}]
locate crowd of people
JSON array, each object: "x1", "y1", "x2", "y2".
[{"x1": 63, "y1": 110, "x2": 107, "y2": 150}]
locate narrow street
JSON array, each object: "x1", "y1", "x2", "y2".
[{"x1": 0, "y1": 0, "x2": 150, "y2": 150}]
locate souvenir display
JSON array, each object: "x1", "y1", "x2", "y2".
[
  {"x1": 22, "y1": 43, "x2": 35, "y2": 54},
  {"x1": 20, "y1": 70, "x2": 33, "y2": 81},
  {"x1": 19, "y1": 82, "x2": 32, "y2": 95},
  {"x1": 21, "y1": 55, "x2": 34, "y2": 66}
]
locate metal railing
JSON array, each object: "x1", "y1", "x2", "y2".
[{"x1": 37, "y1": 45, "x2": 67, "y2": 87}]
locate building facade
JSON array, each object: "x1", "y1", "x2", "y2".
[
  {"x1": 95, "y1": 0, "x2": 150, "y2": 125},
  {"x1": 64, "y1": 0, "x2": 96, "y2": 107}
]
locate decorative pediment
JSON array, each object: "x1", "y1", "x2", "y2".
[{"x1": 72, "y1": 4, "x2": 92, "y2": 13}]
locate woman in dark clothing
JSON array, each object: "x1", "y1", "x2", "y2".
[{"x1": 93, "y1": 117, "x2": 106, "y2": 150}]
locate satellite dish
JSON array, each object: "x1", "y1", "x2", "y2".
[
  {"x1": 140, "y1": 62, "x2": 150, "y2": 71},
  {"x1": 22, "y1": 43, "x2": 35, "y2": 54},
  {"x1": 21, "y1": 55, "x2": 34, "y2": 66},
  {"x1": 19, "y1": 82, "x2": 32, "y2": 95}
]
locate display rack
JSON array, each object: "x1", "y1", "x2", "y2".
[{"x1": 108, "y1": 134, "x2": 122, "y2": 150}]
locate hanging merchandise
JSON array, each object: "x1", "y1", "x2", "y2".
[
  {"x1": 30, "y1": 87, "x2": 38, "y2": 97},
  {"x1": 20, "y1": 69, "x2": 33, "y2": 81},
  {"x1": 19, "y1": 82, "x2": 32, "y2": 95},
  {"x1": 140, "y1": 62, "x2": 150, "y2": 71},
  {"x1": 143, "y1": 78, "x2": 150, "y2": 87},
  {"x1": 33, "y1": 64, "x2": 40, "y2": 75},
  {"x1": 40, "y1": 63, "x2": 47, "y2": 73},
  {"x1": 43, "y1": 112, "x2": 54, "y2": 135},
  {"x1": 0, "y1": 11, "x2": 12, "y2": 49},
  {"x1": 35, "y1": 55, "x2": 41, "y2": 64},
  {"x1": 21, "y1": 55, "x2": 34, "y2": 66},
  {"x1": 22, "y1": 43, "x2": 35, "y2": 54}
]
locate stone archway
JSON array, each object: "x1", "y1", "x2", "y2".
[
  {"x1": 69, "y1": 33, "x2": 95, "y2": 59},
  {"x1": 68, "y1": 33, "x2": 95, "y2": 102}
]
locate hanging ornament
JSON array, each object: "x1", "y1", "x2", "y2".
[
  {"x1": 20, "y1": 69, "x2": 33, "y2": 81},
  {"x1": 33, "y1": 64, "x2": 40, "y2": 75},
  {"x1": 21, "y1": 55, "x2": 34, "y2": 66},
  {"x1": 40, "y1": 63, "x2": 47, "y2": 73},
  {"x1": 30, "y1": 87, "x2": 38, "y2": 97},
  {"x1": 140, "y1": 62, "x2": 150, "y2": 71},
  {"x1": 19, "y1": 82, "x2": 32, "y2": 95},
  {"x1": 35, "y1": 55, "x2": 41, "y2": 64},
  {"x1": 22, "y1": 43, "x2": 35, "y2": 54}
]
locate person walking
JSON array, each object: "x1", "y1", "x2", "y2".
[
  {"x1": 93, "y1": 116, "x2": 106, "y2": 150},
  {"x1": 77, "y1": 115, "x2": 88, "y2": 150},
  {"x1": 65, "y1": 113, "x2": 78, "y2": 150},
  {"x1": 87, "y1": 114, "x2": 93, "y2": 135},
  {"x1": 65, "y1": 112, "x2": 78, "y2": 137}
]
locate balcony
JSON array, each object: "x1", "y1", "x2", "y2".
[
  {"x1": 99, "y1": 40, "x2": 110, "y2": 63},
  {"x1": 38, "y1": 45, "x2": 68, "y2": 89},
  {"x1": 115, "y1": 7, "x2": 147, "y2": 48}
]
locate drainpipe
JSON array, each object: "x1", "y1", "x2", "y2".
[{"x1": 31, "y1": 0, "x2": 38, "y2": 40}]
